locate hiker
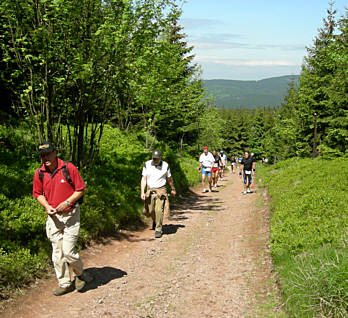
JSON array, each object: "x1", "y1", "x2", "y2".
[
  {"x1": 219, "y1": 150, "x2": 227, "y2": 180},
  {"x1": 212, "y1": 150, "x2": 223, "y2": 188},
  {"x1": 198, "y1": 146, "x2": 215, "y2": 193},
  {"x1": 239, "y1": 151, "x2": 256, "y2": 194},
  {"x1": 141, "y1": 150, "x2": 176, "y2": 238},
  {"x1": 32, "y1": 142, "x2": 91, "y2": 296},
  {"x1": 230, "y1": 155, "x2": 237, "y2": 174}
]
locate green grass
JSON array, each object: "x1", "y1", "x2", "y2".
[{"x1": 258, "y1": 158, "x2": 348, "y2": 317}]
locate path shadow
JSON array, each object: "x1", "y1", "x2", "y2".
[
  {"x1": 162, "y1": 224, "x2": 185, "y2": 235},
  {"x1": 78, "y1": 266, "x2": 127, "y2": 293},
  {"x1": 170, "y1": 189, "x2": 224, "y2": 222}
]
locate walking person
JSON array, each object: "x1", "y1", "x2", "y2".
[
  {"x1": 198, "y1": 146, "x2": 215, "y2": 193},
  {"x1": 32, "y1": 142, "x2": 91, "y2": 296},
  {"x1": 212, "y1": 150, "x2": 222, "y2": 188},
  {"x1": 219, "y1": 150, "x2": 227, "y2": 180},
  {"x1": 230, "y1": 155, "x2": 237, "y2": 174},
  {"x1": 141, "y1": 150, "x2": 176, "y2": 238},
  {"x1": 239, "y1": 151, "x2": 256, "y2": 195}
]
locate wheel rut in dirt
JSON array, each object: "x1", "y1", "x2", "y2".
[{"x1": 1, "y1": 173, "x2": 282, "y2": 318}]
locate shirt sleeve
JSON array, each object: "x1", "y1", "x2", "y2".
[
  {"x1": 67, "y1": 163, "x2": 86, "y2": 191},
  {"x1": 199, "y1": 154, "x2": 203, "y2": 163},
  {"x1": 32, "y1": 169, "x2": 44, "y2": 198},
  {"x1": 166, "y1": 166, "x2": 172, "y2": 178}
]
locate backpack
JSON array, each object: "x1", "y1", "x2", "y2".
[{"x1": 38, "y1": 162, "x2": 84, "y2": 204}]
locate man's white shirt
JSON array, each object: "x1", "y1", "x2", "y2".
[
  {"x1": 220, "y1": 154, "x2": 227, "y2": 166},
  {"x1": 142, "y1": 160, "x2": 171, "y2": 189},
  {"x1": 199, "y1": 152, "x2": 215, "y2": 168}
]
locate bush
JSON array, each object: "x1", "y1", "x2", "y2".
[{"x1": 0, "y1": 248, "x2": 49, "y2": 300}]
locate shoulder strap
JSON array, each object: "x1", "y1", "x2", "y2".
[
  {"x1": 38, "y1": 168, "x2": 44, "y2": 184},
  {"x1": 62, "y1": 162, "x2": 75, "y2": 189}
]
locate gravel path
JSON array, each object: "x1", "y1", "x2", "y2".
[{"x1": 1, "y1": 172, "x2": 284, "y2": 318}]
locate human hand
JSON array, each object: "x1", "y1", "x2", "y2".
[
  {"x1": 171, "y1": 189, "x2": 176, "y2": 197},
  {"x1": 46, "y1": 205, "x2": 57, "y2": 216},
  {"x1": 141, "y1": 193, "x2": 146, "y2": 200},
  {"x1": 56, "y1": 201, "x2": 69, "y2": 213}
]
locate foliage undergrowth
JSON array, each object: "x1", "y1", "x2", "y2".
[
  {"x1": 258, "y1": 158, "x2": 348, "y2": 317},
  {"x1": 0, "y1": 124, "x2": 200, "y2": 299}
]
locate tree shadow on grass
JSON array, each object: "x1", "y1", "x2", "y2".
[{"x1": 78, "y1": 266, "x2": 127, "y2": 293}]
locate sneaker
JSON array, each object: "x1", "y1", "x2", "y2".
[
  {"x1": 247, "y1": 188, "x2": 251, "y2": 193},
  {"x1": 155, "y1": 231, "x2": 162, "y2": 238},
  {"x1": 242, "y1": 191, "x2": 247, "y2": 195},
  {"x1": 53, "y1": 284, "x2": 74, "y2": 296},
  {"x1": 202, "y1": 188, "x2": 207, "y2": 193},
  {"x1": 209, "y1": 188, "x2": 212, "y2": 192},
  {"x1": 214, "y1": 184, "x2": 217, "y2": 188}
]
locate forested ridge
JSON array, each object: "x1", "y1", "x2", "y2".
[{"x1": 0, "y1": 1, "x2": 347, "y2": 317}]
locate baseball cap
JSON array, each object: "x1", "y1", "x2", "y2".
[
  {"x1": 203, "y1": 146, "x2": 208, "y2": 150},
  {"x1": 220, "y1": 150, "x2": 223, "y2": 153},
  {"x1": 38, "y1": 141, "x2": 55, "y2": 155},
  {"x1": 152, "y1": 150, "x2": 162, "y2": 159}
]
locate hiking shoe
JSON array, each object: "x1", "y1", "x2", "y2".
[
  {"x1": 242, "y1": 191, "x2": 247, "y2": 195},
  {"x1": 151, "y1": 221, "x2": 156, "y2": 230},
  {"x1": 75, "y1": 271, "x2": 93, "y2": 291},
  {"x1": 247, "y1": 188, "x2": 251, "y2": 193},
  {"x1": 155, "y1": 231, "x2": 162, "y2": 238},
  {"x1": 208, "y1": 188, "x2": 212, "y2": 192},
  {"x1": 214, "y1": 184, "x2": 217, "y2": 188},
  {"x1": 202, "y1": 188, "x2": 207, "y2": 193},
  {"x1": 53, "y1": 284, "x2": 74, "y2": 296}
]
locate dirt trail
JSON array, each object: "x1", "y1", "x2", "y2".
[{"x1": 1, "y1": 172, "x2": 283, "y2": 318}]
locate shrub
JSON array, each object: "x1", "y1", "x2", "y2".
[{"x1": 258, "y1": 158, "x2": 348, "y2": 317}]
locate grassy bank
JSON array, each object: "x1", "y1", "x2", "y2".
[
  {"x1": 0, "y1": 124, "x2": 200, "y2": 299},
  {"x1": 258, "y1": 158, "x2": 348, "y2": 317}
]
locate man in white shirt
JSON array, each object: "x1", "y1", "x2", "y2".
[
  {"x1": 198, "y1": 146, "x2": 215, "y2": 193},
  {"x1": 141, "y1": 150, "x2": 176, "y2": 238}
]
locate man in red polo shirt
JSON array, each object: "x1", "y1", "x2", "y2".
[{"x1": 33, "y1": 141, "x2": 90, "y2": 296}]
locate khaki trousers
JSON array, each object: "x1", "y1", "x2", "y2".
[
  {"x1": 46, "y1": 205, "x2": 83, "y2": 288},
  {"x1": 149, "y1": 193, "x2": 166, "y2": 233}
]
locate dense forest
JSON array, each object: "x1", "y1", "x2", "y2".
[
  {"x1": 204, "y1": 75, "x2": 300, "y2": 109},
  {"x1": 0, "y1": 0, "x2": 347, "y2": 316}
]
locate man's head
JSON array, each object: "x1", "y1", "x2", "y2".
[
  {"x1": 212, "y1": 150, "x2": 216, "y2": 156},
  {"x1": 203, "y1": 146, "x2": 208, "y2": 154},
  {"x1": 244, "y1": 151, "x2": 249, "y2": 158},
  {"x1": 152, "y1": 149, "x2": 162, "y2": 164},
  {"x1": 38, "y1": 141, "x2": 57, "y2": 169},
  {"x1": 220, "y1": 150, "x2": 223, "y2": 155},
  {"x1": 251, "y1": 152, "x2": 254, "y2": 157}
]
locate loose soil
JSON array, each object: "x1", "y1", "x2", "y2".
[{"x1": 1, "y1": 172, "x2": 284, "y2": 318}]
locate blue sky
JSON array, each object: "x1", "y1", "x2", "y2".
[{"x1": 179, "y1": 0, "x2": 347, "y2": 80}]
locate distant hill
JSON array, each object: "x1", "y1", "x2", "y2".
[{"x1": 203, "y1": 75, "x2": 299, "y2": 109}]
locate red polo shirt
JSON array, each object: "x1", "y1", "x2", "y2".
[{"x1": 33, "y1": 158, "x2": 86, "y2": 209}]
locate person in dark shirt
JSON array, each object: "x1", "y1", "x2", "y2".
[
  {"x1": 230, "y1": 155, "x2": 237, "y2": 174},
  {"x1": 239, "y1": 151, "x2": 256, "y2": 194},
  {"x1": 211, "y1": 150, "x2": 222, "y2": 188}
]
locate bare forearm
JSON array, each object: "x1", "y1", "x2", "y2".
[
  {"x1": 141, "y1": 176, "x2": 147, "y2": 193},
  {"x1": 37, "y1": 195, "x2": 50, "y2": 210},
  {"x1": 167, "y1": 177, "x2": 175, "y2": 190},
  {"x1": 67, "y1": 189, "x2": 85, "y2": 205}
]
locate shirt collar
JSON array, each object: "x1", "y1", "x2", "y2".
[
  {"x1": 151, "y1": 160, "x2": 163, "y2": 167},
  {"x1": 39, "y1": 157, "x2": 64, "y2": 172}
]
